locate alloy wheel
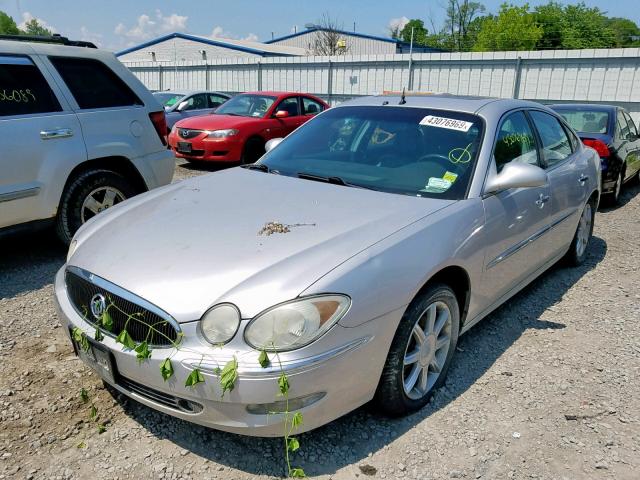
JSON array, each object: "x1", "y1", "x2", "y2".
[
  {"x1": 402, "y1": 301, "x2": 452, "y2": 400},
  {"x1": 575, "y1": 203, "x2": 592, "y2": 258},
  {"x1": 80, "y1": 186, "x2": 126, "y2": 223}
]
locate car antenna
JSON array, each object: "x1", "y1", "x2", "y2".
[{"x1": 399, "y1": 87, "x2": 407, "y2": 105}]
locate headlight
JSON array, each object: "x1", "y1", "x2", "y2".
[
  {"x1": 67, "y1": 239, "x2": 78, "y2": 262},
  {"x1": 206, "y1": 129, "x2": 238, "y2": 138},
  {"x1": 244, "y1": 295, "x2": 350, "y2": 351},
  {"x1": 200, "y1": 304, "x2": 241, "y2": 345}
]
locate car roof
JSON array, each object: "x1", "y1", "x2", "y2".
[
  {"x1": 154, "y1": 90, "x2": 228, "y2": 97},
  {"x1": 242, "y1": 91, "x2": 320, "y2": 98},
  {"x1": 337, "y1": 94, "x2": 545, "y2": 115},
  {"x1": 549, "y1": 103, "x2": 618, "y2": 113}
]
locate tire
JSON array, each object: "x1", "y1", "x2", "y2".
[
  {"x1": 564, "y1": 199, "x2": 595, "y2": 267},
  {"x1": 241, "y1": 137, "x2": 265, "y2": 164},
  {"x1": 604, "y1": 168, "x2": 623, "y2": 206},
  {"x1": 56, "y1": 169, "x2": 136, "y2": 245},
  {"x1": 374, "y1": 284, "x2": 460, "y2": 416}
]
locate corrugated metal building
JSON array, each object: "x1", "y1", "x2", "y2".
[
  {"x1": 265, "y1": 27, "x2": 443, "y2": 55},
  {"x1": 116, "y1": 32, "x2": 306, "y2": 63}
]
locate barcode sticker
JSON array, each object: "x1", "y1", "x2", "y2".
[{"x1": 420, "y1": 115, "x2": 473, "y2": 132}]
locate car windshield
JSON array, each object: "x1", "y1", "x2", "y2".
[
  {"x1": 215, "y1": 94, "x2": 276, "y2": 117},
  {"x1": 555, "y1": 108, "x2": 609, "y2": 134},
  {"x1": 259, "y1": 106, "x2": 483, "y2": 200},
  {"x1": 153, "y1": 92, "x2": 185, "y2": 107}
]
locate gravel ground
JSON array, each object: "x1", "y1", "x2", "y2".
[{"x1": 1, "y1": 159, "x2": 639, "y2": 480}]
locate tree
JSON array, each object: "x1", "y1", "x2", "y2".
[
  {"x1": 399, "y1": 19, "x2": 429, "y2": 46},
  {"x1": 474, "y1": 3, "x2": 543, "y2": 51},
  {"x1": 607, "y1": 17, "x2": 640, "y2": 47},
  {"x1": 308, "y1": 13, "x2": 350, "y2": 56},
  {"x1": 559, "y1": 3, "x2": 615, "y2": 49},
  {"x1": 21, "y1": 18, "x2": 52, "y2": 36},
  {"x1": 533, "y1": 2, "x2": 564, "y2": 50},
  {"x1": 0, "y1": 11, "x2": 20, "y2": 35},
  {"x1": 444, "y1": 0, "x2": 486, "y2": 51}
]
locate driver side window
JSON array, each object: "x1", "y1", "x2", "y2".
[
  {"x1": 494, "y1": 111, "x2": 539, "y2": 172},
  {"x1": 183, "y1": 93, "x2": 207, "y2": 111}
]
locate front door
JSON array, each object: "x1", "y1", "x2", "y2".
[
  {"x1": 271, "y1": 96, "x2": 304, "y2": 138},
  {"x1": 0, "y1": 54, "x2": 85, "y2": 229},
  {"x1": 480, "y1": 111, "x2": 553, "y2": 303},
  {"x1": 622, "y1": 111, "x2": 640, "y2": 179}
]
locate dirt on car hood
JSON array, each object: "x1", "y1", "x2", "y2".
[{"x1": 69, "y1": 168, "x2": 453, "y2": 322}]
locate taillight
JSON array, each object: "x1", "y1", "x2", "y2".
[
  {"x1": 149, "y1": 111, "x2": 167, "y2": 146},
  {"x1": 582, "y1": 139, "x2": 610, "y2": 158}
]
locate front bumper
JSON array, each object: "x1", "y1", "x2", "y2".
[
  {"x1": 168, "y1": 134, "x2": 243, "y2": 162},
  {"x1": 54, "y1": 266, "x2": 399, "y2": 436}
]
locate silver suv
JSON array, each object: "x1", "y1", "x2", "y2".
[{"x1": 0, "y1": 35, "x2": 174, "y2": 244}]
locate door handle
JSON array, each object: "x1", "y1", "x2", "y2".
[
  {"x1": 578, "y1": 174, "x2": 589, "y2": 184},
  {"x1": 40, "y1": 128, "x2": 73, "y2": 140},
  {"x1": 535, "y1": 193, "x2": 550, "y2": 208}
]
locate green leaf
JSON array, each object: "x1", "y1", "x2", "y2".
[
  {"x1": 258, "y1": 349, "x2": 270, "y2": 368},
  {"x1": 286, "y1": 437, "x2": 300, "y2": 452},
  {"x1": 116, "y1": 329, "x2": 136, "y2": 350},
  {"x1": 101, "y1": 310, "x2": 113, "y2": 332},
  {"x1": 94, "y1": 328, "x2": 104, "y2": 342},
  {"x1": 79, "y1": 388, "x2": 89, "y2": 403},
  {"x1": 185, "y1": 368, "x2": 205, "y2": 388},
  {"x1": 160, "y1": 358, "x2": 174, "y2": 381},
  {"x1": 289, "y1": 467, "x2": 305, "y2": 478},
  {"x1": 80, "y1": 334, "x2": 90, "y2": 353},
  {"x1": 213, "y1": 367, "x2": 222, "y2": 375},
  {"x1": 291, "y1": 412, "x2": 303, "y2": 429},
  {"x1": 220, "y1": 357, "x2": 238, "y2": 397},
  {"x1": 71, "y1": 327, "x2": 83, "y2": 342},
  {"x1": 89, "y1": 405, "x2": 97, "y2": 421},
  {"x1": 278, "y1": 372, "x2": 289, "y2": 396},
  {"x1": 134, "y1": 341, "x2": 152, "y2": 362},
  {"x1": 97, "y1": 423, "x2": 106, "y2": 434},
  {"x1": 76, "y1": 441, "x2": 86, "y2": 449}
]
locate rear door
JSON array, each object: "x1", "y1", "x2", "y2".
[
  {"x1": 622, "y1": 110, "x2": 640, "y2": 179},
  {"x1": 528, "y1": 110, "x2": 588, "y2": 257},
  {"x1": 0, "y1": 54, "x2": 85, "y2": 228},
  {"x1": 481, "y1": 110, "x2": 554, "y2": 300}
]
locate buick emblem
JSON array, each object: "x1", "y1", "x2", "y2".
[{"x1": 90, "y1": 293, "x2": 107, "y2": 320}]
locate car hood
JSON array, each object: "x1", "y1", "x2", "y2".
[
  {"x1": 175, "y1": 114, "x2": 260, "y2": 130},
  {"x1": 69, "y1": 168, "x2": 454, "y2": 322}
]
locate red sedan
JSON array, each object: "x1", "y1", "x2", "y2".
[{"x1": 168, "y1": 91, "x2": 329, "y2": 163}]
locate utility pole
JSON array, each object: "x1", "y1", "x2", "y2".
[{"x1": 408, "y1": 27, "x2": 414, "y2": 91}]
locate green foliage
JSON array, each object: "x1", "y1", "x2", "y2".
[
  {"x1": 21, "y1": 18, "x2": 52, "y2": 36},
  {"x1": 101, "y1": 311, "x2": 113, "y2": 332},
  {"x1": 278, "y1": 372, "x2": 290, "y2": 396},
  {"x1": 89, "y1": 405, "x2": 97, "y2": 421},
  {"x1": 286, "y1": 437, "x2": 300, "y2": 452},
  {"x1": 72, "y1": 327, "x2": 90, "y2": 353},
  {"x1": 291, "y1": 412, "x2": 303, "y2": 429},
  {"x1": 607, "y1": 18, "x2": 640, "y2": 47},
  {"x1": 220, "y1": 357, "x2": 238, "y2": 396},
  {"x1": 115, "y1": 329, "x2": 136, "y2": 350},
  {"x1": 94, "y1": 328, "x2": 104, "y2": 342},
  {"x1": 558, "y1": 3, "x2": 615, "y2": 49},
  {"x1": 184, "y1": 368, "x2": 205, "y2": 388},
  {"x1": 0, "y1": 11, "x2": 20, "y2": 35},
  {"x1": 97, "y1": 423, "x2": 107, "y2": 434},
  {"x1": 474, "y1": 3, "x2": 543, "y2": 51},
  {"x1": 134, "y1": 341, "x2": 152, "y2": 362},
  {"x1": 289, "y1": 467, "x2": 306, "y2": 478},
  {"x1": 160, "y1": 358, "x2": 174, "y2": 381},
  {"x1": 258, "y1": 349, "x2": 270, "y2": 368},
  {"x1": 76, "y1": 441, "x2": 87, "y2": 449},
  {"x1": 399, "y1": 19, "x2": 429, "y2": 45},
  {"x1": 80, "y1": 388, "x2": 89, "y2": 403}
]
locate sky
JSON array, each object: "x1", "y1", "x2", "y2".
[{"x1": 2, "y1": 0, "x2": 639, "y2": 52}]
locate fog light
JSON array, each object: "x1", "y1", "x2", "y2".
[{"x1": 245, "y1": 392, "x2": 325, "y2": 415}]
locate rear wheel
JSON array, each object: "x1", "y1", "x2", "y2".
[
  {"x1": 374, "y1": 284, "x2": 460, "y2": 416},
  {"x1": 241, "y1": 137, "x2": 265, "y2": 164},
  {"x1": 604, "y1": 168, "x2": 623, "y2": 206},
  {"x1": 56, "y1": 169, "x2": 136, "y2": 245},
  {"x1": 564, "y1": 200, "x2": 594, "y2": 266}
]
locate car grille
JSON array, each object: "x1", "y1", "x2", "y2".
[
  {"x1": 118, "y1": 376, "x2": 203, "y2": 414},
  {"x1": 65, "y1": 270, "x2": 179, "y2": 347},
  {"x1": 178, "y1": 128, "x2": 201, "y2": 139}
]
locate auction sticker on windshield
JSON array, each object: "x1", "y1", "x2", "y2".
[{"x1": 420, "y1": 115, "x2": 473, "y2": 132}]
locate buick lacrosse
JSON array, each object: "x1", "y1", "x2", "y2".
[{"x1": 55, "y1": 95, "x2": 600, "y2": 436}]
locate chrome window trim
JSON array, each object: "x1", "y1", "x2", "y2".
[{"x1": 65, "y1": 265, "x2": 182, "y2": 334}]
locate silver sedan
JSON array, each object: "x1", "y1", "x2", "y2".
[{"x1": 54, "y1": 95, "x2": 600, "y2": 436}]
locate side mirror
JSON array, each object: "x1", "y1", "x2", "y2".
[
  {"x1": 484, "y1": 162, "x2": 548, "y2": 195},
  {"x1": 176, "y1": 100, "x2": 189, "y2": 112},
  {"x1": 274, "y1": 110, "x2": 290, "y2": 119},
  {"x1": 265, "y1": 138, "x2": 284, "y2": 152}
]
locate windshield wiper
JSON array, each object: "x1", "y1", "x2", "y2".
[
  {"x1": 296, "y1": 172, "x2": 373, "y2": 190},
  {"x1": 241, "y1": 163, "x2": 270, "y2": 172}
]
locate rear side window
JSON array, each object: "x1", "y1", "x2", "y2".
[
  {"x1": 617, "y1": 110, "x2": 630, "y2": 140},
  {"x1": 529, "y1": 111, "x2": 572, "y2": 168},
  {"x1": 0, "y1": 56, "x2": 61, "y2": 117},
  {"x1": 494, "y1": 111, "x2": 538, "y2": 172},
  {"x1": 302, "y1": 97, "x2": 325, "y2": 116},
  {"x1": 49, "y1": 57, "x2": 142, "y2": 109}
]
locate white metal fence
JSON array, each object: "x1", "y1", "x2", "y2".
[{"x1": 123, "y1": 48, "x2": 640, "y2": 121}]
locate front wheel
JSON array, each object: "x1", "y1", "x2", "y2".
[
  {"x1": 241, "y1": 138, "x2": 265, "y2": 164},
  {"x1": 564, "y1": 200, "x2": 595, "y2": 266},
  {"x1": 374, "y1": 284, "x2": 460, "y2": 416},
  {"x1": 56, "y1": 169, "x2": 136, "y2": 245}
]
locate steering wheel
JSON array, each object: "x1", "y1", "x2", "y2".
[{"x1": 416, "y1": 153, "x2": 468, "y2": 176}]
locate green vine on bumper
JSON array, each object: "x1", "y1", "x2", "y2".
[{"x1": 75, "y1": 301, "x2": 305, "y2": 478}]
